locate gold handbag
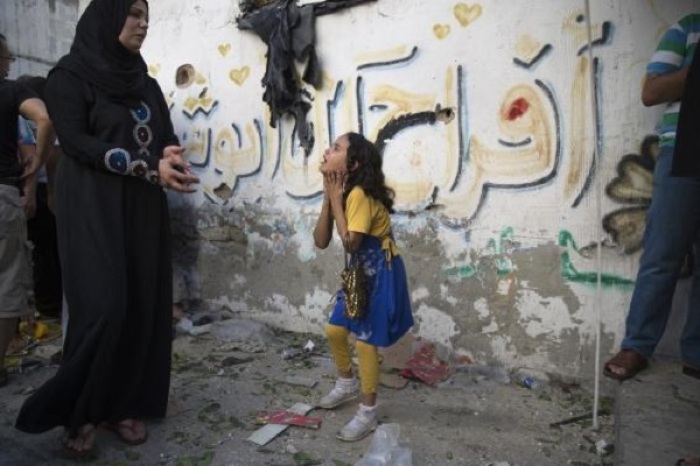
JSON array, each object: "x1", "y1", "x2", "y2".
[{"x1": 341, "y1": 254, "x2": 369, "y2": 320}]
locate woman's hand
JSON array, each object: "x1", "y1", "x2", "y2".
[
  {"x1": 158, "y1": 146, "x2": 199, "y2": 192},
  {"x1": 163, "y1": 145, "x2": 188, "y2": 170}
]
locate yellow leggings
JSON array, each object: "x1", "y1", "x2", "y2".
[{"x1": 326, "y1": 324, "x2": 379, "y2": 395}]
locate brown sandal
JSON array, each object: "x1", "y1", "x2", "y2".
[
  {"x1": 102, "y1": 419, "x2": 148, "y2": 446},
  {"x1": 603, "y1": 349, "x2": 648, "y2": 381}
]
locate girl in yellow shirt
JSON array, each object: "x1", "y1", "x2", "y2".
[{"x1": 313, "y1": 132, "x2": 413, "y2": 442}]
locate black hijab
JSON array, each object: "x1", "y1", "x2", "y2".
[{"x1": 53, "y1": 0, "x2": 149, "y2": 105}]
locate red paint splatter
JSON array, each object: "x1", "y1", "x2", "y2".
[{"x1": 507, "y1": 97, "x2": 529, "y2": 120}]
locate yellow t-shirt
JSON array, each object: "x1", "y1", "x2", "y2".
[
  {"x1": 346, "y1": 186, "x2": 390, "y2": 236},
  {"x1": 345, "y1": 186, "x2": 399, "y2": 257}
]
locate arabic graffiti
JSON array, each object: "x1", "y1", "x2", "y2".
[{"x1": 155, "y1": 6, "x2": 615, "y2": 228}]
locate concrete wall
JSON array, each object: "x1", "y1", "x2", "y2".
[
  {"x1": 148, "y1": 0, "x2": 700, "y2": 380},
  {"x1": 5, "y1": 0, "x2": 700, "y2": 379},
  {"x1": 0, "y1": 0, "x2": 79, "y2": 78}
]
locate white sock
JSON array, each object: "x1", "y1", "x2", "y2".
[
  {"x1": 359, "y1": 403, "x2": 377, "y2": 417},
  {"x1": 338, "y1": 376, "x2": 357, "y2": 388}
]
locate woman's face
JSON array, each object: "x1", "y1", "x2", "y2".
[
  {"x1": 320, "y1": 134, "x2": 350, "y2": 174},
  {"x1": 118, "y1": 0, "x2": 149, "y2": 53}
]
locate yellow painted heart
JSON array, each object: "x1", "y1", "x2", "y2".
[
  {"x1": 218, "y1": 43, "x2": 232, "y2": 57},
  {"x1": 515, "y1": 34, "x2": 542, "y2": 61},
  {"x1": 454, "y1": 2, "x2": 482, "y2": 27},
  {"x1": 229, "y1": 66, "x2": 250, "y2": 86},
  {"x1": 433, "y1": 24, "x2": 451, "y2": 39},
  {"x1": 147, "y1": 63, "x2": 161, "y2": 76}
]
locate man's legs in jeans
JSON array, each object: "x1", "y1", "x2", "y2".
[
  {"x1": 682, "y1": 235, "x2": 700, "y2": 368},
  {"x1": 622, "y1": 146, "x2": 700, "y2": 359}
]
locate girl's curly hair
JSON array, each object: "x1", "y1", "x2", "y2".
[{"x1": 344, "y1": 132, "x2": 395, "y2": 213}]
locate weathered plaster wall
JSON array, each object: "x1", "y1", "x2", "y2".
[
  {"x1": 0, "y1": 0, "x2": 79, "y2": 78},
  {"x1": 142, "y1": 0, "x2": 699, "y2": 379},
  {"x1": 5, "y1": 0, "x2": 699, "y2": 380}
]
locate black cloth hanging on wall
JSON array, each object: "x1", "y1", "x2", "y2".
[{"x1": 237, "y1": 0, "x2": 376, "y2": 156}]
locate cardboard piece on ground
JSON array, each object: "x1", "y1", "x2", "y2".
[
  {"x1": 279, "y1": 375, "x2": 318, "y2": 388},
  {"x1": 380, "y1": 333, "x2": 415, "y2": 369},
  {"x1": 246, "y1": 402, "x2": 314, "y2": 446},
  {"x1": 255, "y1": 410, "x2": 322, "y2": 429},
  {"x1": 380, "y1": 372, "x2": 409, "y2": 389}
]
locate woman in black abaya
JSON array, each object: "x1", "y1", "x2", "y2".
[{"x1": 15, "y1": 0, "x2": 198, "y2": 458}]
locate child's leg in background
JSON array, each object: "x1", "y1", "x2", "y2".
[
  {"x1": 326, "y1": 324, "x2": 353, "y2": 378},
  {"x1": 356, "y1": 340, "x2": 379, "y2": 406}
]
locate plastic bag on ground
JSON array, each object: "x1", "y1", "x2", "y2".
[{"x1": 355, "y1": 423, "x2": 412, "y2": 466}]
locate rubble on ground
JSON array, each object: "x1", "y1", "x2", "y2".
[{"x1": 1, "y1": 315, "x2": 615, "y2": 466}]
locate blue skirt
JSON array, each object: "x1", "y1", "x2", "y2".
[{"x1": 329, "y1": 236, "x2": 413, "y2": 347}]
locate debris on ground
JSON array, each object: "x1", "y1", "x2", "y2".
[
  {"x1": 355, "y1": 423, "x2": 412, "y2": 466},
  {"x1": 247, "y1": 402, "x2": 315, "y2": 446},
  {"x1": 595, "y1": 438, "x2": 614, "y2": 456},
  {"x1": 441, "y1": 363, "x2": 511, "y2": 393},
  {"x1": 1, "y1": 316, "x2": 618, "y2": 465},
  {"x1": 176, "y1": 317, "x2": 212, "y2": 336},
  {"x1": 255, "y1": 410, "x2": 322, "y2": 429},
  {"x1": 549, "y1": 410, "x2": 611, "y2": 428},
  {"x1": 399, "y1": 341, "x2": 452, "y2": 385},
  {"x1": 278, "y1": 375, "x2": 318, "y2": 388}
]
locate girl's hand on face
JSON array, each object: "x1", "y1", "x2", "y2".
[
  {"x1": 326, "y1": 170, "x2": 345, "y2": 204},
  {"x1": 322, "y1": 173, "x2": 330, "y2": 199},
  {"x1": 322, "y1": 171, "x2": 331, "y2": 198}
]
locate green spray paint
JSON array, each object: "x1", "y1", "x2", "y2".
[
  {"x1": 487, "y1": 227, "x2": 516, "y2": 275},
  {"x1": 442, "y1": 227, "x2": 517, "y2": 279},
  {"x1": 558, "y1": 230, "x2": 634, "y2": 289},
  {"x1": 443, "y1": 264, "x2": 478, "y2": 278}
]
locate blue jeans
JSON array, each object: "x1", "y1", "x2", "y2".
[{"x1": 622, "y1": 145, "x2": 700, "y2": 366}]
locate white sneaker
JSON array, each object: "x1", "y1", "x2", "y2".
[
  {"x1": 336, "y1": 404, "x2": 378, "y2": 442},
  {"x1": 318, "y1": 377, "x2": 359, "y2": 409}
]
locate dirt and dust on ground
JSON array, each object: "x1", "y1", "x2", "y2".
[{"x1": 1, "y1": 315, "x2": 616, "y2": 466}]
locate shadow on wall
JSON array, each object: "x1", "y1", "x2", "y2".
[{"x1": 603, "y1": 134, "x2": 693, "y2": 277}]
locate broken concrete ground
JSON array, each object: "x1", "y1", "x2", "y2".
[
  {"x1": 615, "y1": 359, "x2": 700, "y2": 466},
  {"x1": 1, "y1": 318, "x2": 616, "y2": 465}
]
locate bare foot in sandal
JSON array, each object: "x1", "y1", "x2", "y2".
[
  {"x1": 603, "y1": 349, "x2": 648, "y2": 381},
  {"x1": 103, "y1": 419, "x2": 148, "y2": 445},
  {"x1": 63, "y1": 423, "x2": 97, "y2": 460}
]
